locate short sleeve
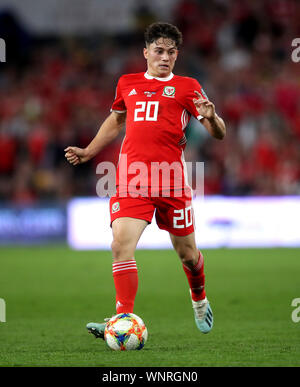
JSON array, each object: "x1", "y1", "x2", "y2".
[
  {"x1": 182, "y1": 78, "x2": 208, "y2": 121},
  {"x1": 111, "y1": 77, "x2": 127, "y2": 113}
]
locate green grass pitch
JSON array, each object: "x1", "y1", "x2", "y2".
[{"x1": 0, "y1": 246, "x2": 299, "y2": 367}]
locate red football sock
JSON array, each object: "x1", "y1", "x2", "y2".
[
  {"x1": 182, "y1": 251, "x2": 206, "y2": 301},
  {"x1": 112, "y1": 259, "x2": 138, "y2": 314}
]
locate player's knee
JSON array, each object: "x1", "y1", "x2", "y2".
[
  {"x1": 111, "y1": 239, "x2": 122, "y2": 259},
  {"x1": 177, "y1": 246, "x2": 198, "y2": 268},
  {"x1": 111, "y1": 238, "x2": 134, "y2": 261}
]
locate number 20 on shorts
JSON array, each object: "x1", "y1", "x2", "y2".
[{"x1": 173, "y1": 206, "x2": 193, "y2": 229}]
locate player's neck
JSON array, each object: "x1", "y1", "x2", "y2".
[{"x1": 145, "y1": 70, "x2": 174, "y2": 81}]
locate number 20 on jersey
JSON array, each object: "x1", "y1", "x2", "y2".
[{"x1": 134, "y1": 101, "x2": 159, "y2": 122}]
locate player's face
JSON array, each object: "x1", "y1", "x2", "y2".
[{"x1": 144, "y1": 38, "x2": 178, "y2": 78}]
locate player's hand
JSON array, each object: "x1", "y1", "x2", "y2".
[
  {"x1": 64, "y1": 146, "x2": 89, "y2": 165},
  {"x1": 193, "y1": 91, "x2": 216, "y2": 120}
]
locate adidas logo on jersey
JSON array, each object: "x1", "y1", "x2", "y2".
[{"x1": 128, "y1": 88, "x2": 137, "y2": 96}]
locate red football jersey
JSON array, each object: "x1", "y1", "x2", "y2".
[{"x1": 111, "y1": 72, "x2": 207, "y2": 196}]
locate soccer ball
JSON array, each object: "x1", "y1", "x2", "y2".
[{"x1": 104, "y1": 313, "x2": 148, "y2": 351}]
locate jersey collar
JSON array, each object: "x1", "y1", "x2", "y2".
[{"x1": 144, "y1": 71, "x2": 174, "y2": 82}]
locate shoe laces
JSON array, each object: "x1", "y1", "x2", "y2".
[{"x1": 192, "y1": 298, "x2": 208, "y2": 320}]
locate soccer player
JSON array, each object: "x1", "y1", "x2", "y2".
[{"x1": 65, "y1": 22, "x2": 226, "y2": 338}]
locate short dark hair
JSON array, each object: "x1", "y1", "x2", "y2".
[{"x1": 144, "y1": 22, "x2": 183, "y2": 48}]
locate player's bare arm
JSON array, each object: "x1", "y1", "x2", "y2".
[
  {"x1": 64, "y1": 111, "x2": 126, "y2": 165},
  {"x1": 193, "y1": 91, "x2": 226, "y2": 140}
]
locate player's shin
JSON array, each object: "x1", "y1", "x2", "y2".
[
  {"x1": 112, "y1": 259, "x2": 138, "y2": 313},
  {"x1": 182, "y1": 251, "x2": 206, "y2": 301}
]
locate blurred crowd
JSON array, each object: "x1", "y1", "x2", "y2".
[{"x1": 0, "y1": 0, "x2": 300, "y2": 204}]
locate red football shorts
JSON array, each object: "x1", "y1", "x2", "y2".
[{"x1": 109, "y1": 192, "x2": 195, "y2": 236}]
